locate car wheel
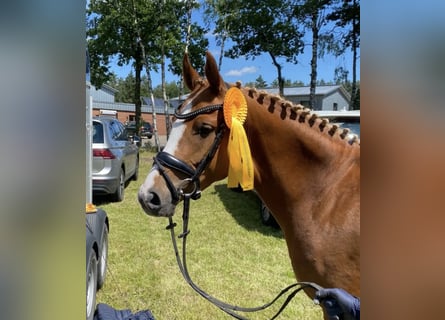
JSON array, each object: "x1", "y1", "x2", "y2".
[
  {"x1": 132, "y1": 156, "x2": 139, "y2": 181},
  {"x1": 112, "y1": 168, "x2": 125, "y2": 202},
  {"x1": 260, "y1": 202, "x2": 278, "y2": 227},
  {"x1": 97, "y1": 224, "x2": 108, "y2": 290},
  {"x1": 86, "y1": 249, "x2": 97, "y2": 320}
]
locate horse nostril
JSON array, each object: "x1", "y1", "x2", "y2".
[
  {"x1": 138, "y1": 190, "x2": 161, "y2": 210},
  {"x1": 149, "y1": 192, "x2": 160, "y2": 206}
]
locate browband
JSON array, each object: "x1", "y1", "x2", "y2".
[{"x1": 174, "y1": 104, "x2": 223, "y2": 121}]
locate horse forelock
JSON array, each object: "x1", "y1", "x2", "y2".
[{"x1": 244, "y1": 86, "x2": 360, "y2": 146}]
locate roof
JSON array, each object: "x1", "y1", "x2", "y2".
[
  {"x1": 94, "y1": 83, "x2": 119, "y2": 94},
  {"x1": 93, "y1": 97, "x2": 176, "y2": 115},
  {"x1": 314, "y1": 110, "x2": 360, "y2": 118},
  {"x1": 141, "y1": 97, "x2": 176, "y2": 114},
  {"x1": 92, "y1": 115, "x2": 118, "y2": 123},
  {"x1": 169, "y1": 95, "x2": 189, "y2": 109},
  {"x1": 171, "y1": 85, "x2": 350, "y2": 101},
  {"x1": 262, "y1": 85, "x2": 350, "y2": 98}
]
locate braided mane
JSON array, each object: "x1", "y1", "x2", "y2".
[{"x1": 241, "y1": 84, "x2": 360, "y2": 146}]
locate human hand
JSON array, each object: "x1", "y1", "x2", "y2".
[{"x1": 314, "y1": 288, "x2": 360, "y2": 320}]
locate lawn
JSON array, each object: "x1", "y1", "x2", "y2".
[{"x1": 95, "y1": 150, "x2": 323, "y2": 320}]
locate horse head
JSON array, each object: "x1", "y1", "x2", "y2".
[{"x1": 138, "y1": 52, "x2": 230, "y2": 217}]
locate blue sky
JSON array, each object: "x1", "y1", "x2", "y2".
[{"x1": 110, "y1": 5, "x2": 359, "y2": 88}]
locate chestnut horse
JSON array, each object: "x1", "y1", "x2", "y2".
[{"x1": 138, "y1": 52, "x2": 360, "y2": 304}]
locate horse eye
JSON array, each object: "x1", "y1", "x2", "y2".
[{"x1": 197, "y1": 124, "x2": 214, "y2": 138}]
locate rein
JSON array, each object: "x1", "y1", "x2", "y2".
[
  {"x1": 154, "y1": 102, "x2": 324, "y2": 319},
  {"x1": 166, "y1": 197, "x2": 323, "y2": 319}
]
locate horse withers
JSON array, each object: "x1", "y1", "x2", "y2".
[{"x1": 138, "y1": 52, "x2": 360, "y2": 305}]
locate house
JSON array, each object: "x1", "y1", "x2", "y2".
[
  {"x1": 170, "y1": 85, "x2": 351, "y2": 112},
  {"x1": 90, "y1": 84, "x2": 175, "y2": 137},
  {"x1": 263, "y1": 85, "x2": 351, "y2": 111},
  {"x1": 90, "y1": 83, "x2": 351, "y2": 137}
]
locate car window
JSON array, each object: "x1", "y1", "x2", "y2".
[
  {"x1": 92, "y1": 122, "x2": 104, "y2": 143},
  {"x1": 109, "y1": 121, "x2": 125, "y2": 141},
  {"x1": 124, "y1": 123, "x2": 137, "y2": 136},
  {"x1": 107, "y1": 122, "x2": 117, "y2": 141},
  {"x1": 116, "y1": 121, "x2": 130, "y2": 140}
]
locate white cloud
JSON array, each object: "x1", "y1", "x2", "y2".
[{"x1": 225, "y1": 66, "x2": 258, "y2": 77}]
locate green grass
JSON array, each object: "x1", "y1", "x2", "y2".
[{"x1": 95, "y1": 150, "x2": 323, "y2": 319}]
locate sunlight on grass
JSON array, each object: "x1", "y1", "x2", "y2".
[{"x1": 95, "y1": 151, "x2": 323, "y2": 319}]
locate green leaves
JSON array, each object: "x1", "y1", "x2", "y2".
[{"x1": 87, "y1": 0, "x2": 208, "y2": 88}]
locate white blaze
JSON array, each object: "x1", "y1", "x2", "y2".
[
  {"x1": 163, "y1": 97, "x2": 194, "y2": 154},
  {"x1": 140, "y1": 98, "x2": 194, "y2": 190}
]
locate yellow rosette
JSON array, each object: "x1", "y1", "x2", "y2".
[{"x1": 223, "y1": 87, "x2": 254, "y2": 191}]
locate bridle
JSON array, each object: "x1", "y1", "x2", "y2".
[
  {"x1": 152, "y1": 96, "x2": 323, "y2": 319},
  {"x1": 153, "y1": 103, "x2": 226, "y2": 204}
]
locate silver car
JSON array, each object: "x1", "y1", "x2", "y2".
[{"x1": 92, "y1": 116, "x2": 139, "y2": 202}]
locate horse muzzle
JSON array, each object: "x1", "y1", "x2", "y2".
[
  {"x1": 137, "y1": 164, "x2": 178, "y2": 217},
  {"x1": 138, "y1": 152, "x2": 202, "y2": 217},
  {"x1": 138, "y1": 184, "x2": 178, "y2": 217}
]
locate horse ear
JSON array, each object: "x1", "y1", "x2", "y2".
[
  {"x1": 183, "y1": 53, "x2": 200, "y2": 91},
  {"x1": 205, "y1": 51, "x2": 223, "y2": 93}
]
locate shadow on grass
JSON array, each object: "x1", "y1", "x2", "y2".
[{"x1": 213, "y1": 184, "x2": 283, "y2": 239}]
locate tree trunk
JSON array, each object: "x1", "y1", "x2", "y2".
[
  {"x1": 143, "y1": 61, "x2": 161, "y2": 151},
  {"x1": 218, "y1": 33, "x2": 226, "y2": 71},
  {"x1": 180, "y1": 0, "x2": 193, "y2": 98},
  {"x1": 269, "y1": 52, "x2": 283, "y2": 96},
  {"x1": 350, "y1": 0, "x2": 358, "y2": 110},
  {"x1": 309, "y1": 9, "x2": 319, "y2": 110},
  {"x1": 161, "y1": 46, "x2": 171, "y2": 139},
  {"x1": 134, "y1": 48, "x2": 142, "y2": 133},
  {"x1": 137, "y1": 35, "x2": 161, "y2": 151}
]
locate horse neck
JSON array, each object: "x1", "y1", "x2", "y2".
[{"x1": 242, "y1": 88, "x2": 359, "y2": 221}]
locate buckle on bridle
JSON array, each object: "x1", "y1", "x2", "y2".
[{"x1": 178, "y1": 178, "x2": 202, "y2": 201}]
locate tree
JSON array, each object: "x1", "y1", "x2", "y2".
[
  {"x1": 203, "y1": 0, "x2": 231, "y2": 71},
  {"x1": 155, "y1": 0, "x2": 208, "y2": 138},
  {"x1": 334, "y1": 66, "x2": 349, "y2": 85},
  {"x1": 271, "y1": 78, "x2": 293, "y2": 88},
  {"x1": 292, "y1": 80, "x2": 305, "y2": 86},
  {"x1": 255, "y1": 75, "x2": 268, "y2": 88},
  {"x1": 107, "y1": 73, "x2": 153, "y2": 103},
  {"x1": 353, "y1": 85, "x2": 360, "y2": 110},
  {"x1": 87, "y1": 0, "x2": 208, "y2": 144},
  {"x1": 115, "y1": 73, "x2": 136, "y2": 103},
  {"x1": 206, "y1": 0, "x2": 304, "y2": 96},
  {"x1": 167, "y1": 2, "x2": 209, "y2": 98},
  {"x1": 293, "y1": 0, "x2": 334, "y2": 109},
  {"x1": 327, "y1": 0, "x2": 360, "y2": 109},
  {"x1": 87, "y1": 0, "x2": 163, "y2": 135}
]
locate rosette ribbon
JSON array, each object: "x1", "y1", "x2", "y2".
[{"x1": 223, "y1": 87, "x2": 254, "y2": 191}]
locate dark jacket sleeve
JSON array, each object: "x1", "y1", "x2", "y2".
[{"x1": 94, "y1": 303, "x2": 155, "y2": 320}]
